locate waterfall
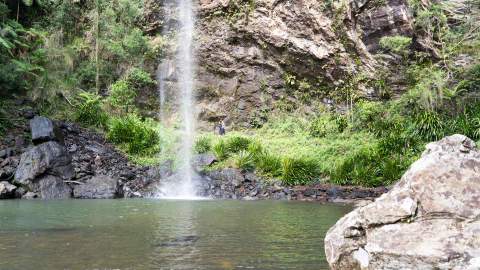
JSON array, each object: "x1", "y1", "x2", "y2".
[{"x1": 156, "y1": 0, "x2": 199, "y2": 199}]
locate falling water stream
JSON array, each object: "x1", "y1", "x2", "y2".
[{"x1": 156, "y1": 0, "x2": 198, "y2": 199}]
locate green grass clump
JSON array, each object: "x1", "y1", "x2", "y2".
[
  {"x1": 107, "y1": 113, "x2": 160, "y2": 155},
  {"x1": 226, "y1": 135, "x2": 252, "y2": 153},
  {"x1": 281, "y1": 157, "x2": 319, "y2": 185},
  {"x1": 233, "y1": 150, "x2": 255, "y2": 171},
  {"x1": 194, "y1": 136, "x2": 212, "y2": 154},
  {"x1": 213, "y1": 140, "x2": 229, "y2": 160},
  {"x1": 255, "y1": 152, "x2": 282, "y2": 177}
]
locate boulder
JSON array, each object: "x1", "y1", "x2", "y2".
[
  {"x1": 30, "y1": 116, "x2": 64, "y2": 145},
  {"x1": 73, "y1": 175, "x2": 121, "y2": 199},
  {"x1": 0, "y1": 181, "x2": 17, "y2": 199},
  {"x1": 31, "y1": 175, "x2": 72, "y2": 199},
  {"x1": 324, "y1": 134, "x2": 480, "y2": 270},
  {"x1": 192, "y1": 153, "x2": 217, "y2": 172},
  {"x1": 14, "y1": 141, "x2": 74, "y2": 185}
]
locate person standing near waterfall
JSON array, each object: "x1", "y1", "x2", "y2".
[
  {"x1": 219, "y1": 120, "x2": 226, "y2": 136},
  {"x1": 216, "y1": 120, "x2": 226, "y2": 136}
]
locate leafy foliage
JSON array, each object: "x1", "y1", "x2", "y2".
[
  {"x1": 73, "y1": 92, "x2": 108, "y2": 128},
  {"x1": 108, "y1": 79, "x2": 136, "y2": 113},
  {"x1": 107, "y1": 114, "x2": 160, "y2": 155}
]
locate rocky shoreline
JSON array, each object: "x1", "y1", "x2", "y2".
[{"x1": 0, "y1": 104, "x2": 386, "y2": 203}]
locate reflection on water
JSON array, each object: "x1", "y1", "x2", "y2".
[{"x1": 0, "y1": 200, "x2": 351, "y2": 270}]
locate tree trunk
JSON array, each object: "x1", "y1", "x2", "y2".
[{"x1": 95, "y1": 0, "x2": 100, "y2": 94}]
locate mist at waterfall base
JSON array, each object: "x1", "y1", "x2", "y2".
[{"x1": 155, "y1": 0, "x2": 201, "y2": 199}]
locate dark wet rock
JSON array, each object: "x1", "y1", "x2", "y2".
[
  {"x1": 14, "y1": 141, "x2": 74, "y2": 185},
  {"x1": 73, "y1": 175, "x2": 121, "y2": 199},
  {"x1": 30, "y1": 116, "x2": 64, "y2": 145},
  {"x1": 207, "y1": 168, "x2": 244, "y2": 187},
  {"x1": 325, "y1": 135, "x2": 480, "y2": 270},
  {"x1": 22, "y1": 108, "x2": 36, "y2": 119},
  {"x1": 0, "y1": 148, "x2": 14, "y2": 159},
  {"x1": 154, "y1": 235, "x2": 200, "y2": 247},
  {"x1": 0, "y1": 181, "x2": 17, "y2": 199},
  {"x1": 14, "y1": 187, "x2": 26, "y2": 198},
  {"x1": 0, "y1": 156, "x2": 18, "y2": 181}
]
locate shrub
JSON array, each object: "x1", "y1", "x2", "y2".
[
  {"x1": 107, "y1": 114, "x2": 160, "y2": 155},
  {"x1": 213, "y1": 140, "x2": 229, "y2": 160},
  {"x1": 309, "y1": 114, "x2": 338, "y2": 137},
  {"x1": 352, "y1": 101, "x2": 385, "y2": 132},
  {"x1": 233, "y1": 150, "x2": 255, "y2": 171},
  {"x1": 108, "y1": 79, "x2": 136, "y2": 113},
  {"x1": 74, "y1": 92, "x2": 108, "y2": 128},
  {"x1": 225, "y1": 136, "x2": 252, "y2": 153},
  {"x1": 125, "y1": 68, "x2": 156, "y2": 88},
  {"x1": 256, "y1": 152, "x2": 282, "y2": 177},
  {"x1": 194, "y1": 136, "x2": 212, "y2": 154},
  {"x1": 281, "y1": 157, "x2": 319, "y2": 185}
]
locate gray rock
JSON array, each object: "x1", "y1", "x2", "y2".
[
  {"x1": 192, "y1": 154, "x2": 217, "y2": 172},
  {"x1": 22, "y1": 192, "x2": 39, "y2": 199},
  {"x1": 73, "y1": 175, "x2": 120, "y2": 199},
  {"x1": 0, "y1": 148, "x2": 14, "y2": 159},
  {"x1": 32, "y1": 175, "x2": 71, "y2": 199},
  {"x1": 14, "y1": 141, "x2": 74, "y2": 185},
  {"x1": 0, "y1": 181, "x2": 17, "y2": 199},
  {"x1": 325, "y1": 135, "x2": 480, "y2": 270},
  {"x1": 208, "y1": 168, "x2": 244, "y2": 187},
  {"x1": 30, "y1": 116, "x2": 64, "y2": 145}
]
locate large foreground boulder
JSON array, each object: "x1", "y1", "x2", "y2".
[
  {"x1": 14, "y1": 141, "x2": 73, "y2": 199},
  {"x1": 324, "y1": 134, "x2": 480, "y2": 270}
]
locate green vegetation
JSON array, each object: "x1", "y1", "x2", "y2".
[
  {"x1": 194, "y1": 136, "x2": 212, "y2": 154},
  {"x1": 0, "y1": 0, "x2": 169, "y2": 162},
  {"x1": 107, "y1": 114, "x2": 160, "y2": 155},
  {"x1": 73, "y1": 92, "x2": 108, "y2": 128},
  {"x1": 379, "y1": 35, "x2": 412, "y2": 55}
]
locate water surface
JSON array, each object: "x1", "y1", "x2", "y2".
[{"x1": 0, "y1": 200, "x2": 350, "y2": 270}]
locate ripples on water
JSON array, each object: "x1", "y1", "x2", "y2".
[{"x1": 0, "y1": 200, "x2": 351, "y2": 270}]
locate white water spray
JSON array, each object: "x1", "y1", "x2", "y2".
[{"x1": 156, "y1": 0, "x2": 198, "y2": 199}]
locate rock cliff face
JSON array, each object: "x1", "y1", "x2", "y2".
[
  {"x1": 143, "y1": 0, "x2": 414, "y2": 127},
  {"x1": 324, "y1": 134, "x2": 480, "y2": 270}
]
